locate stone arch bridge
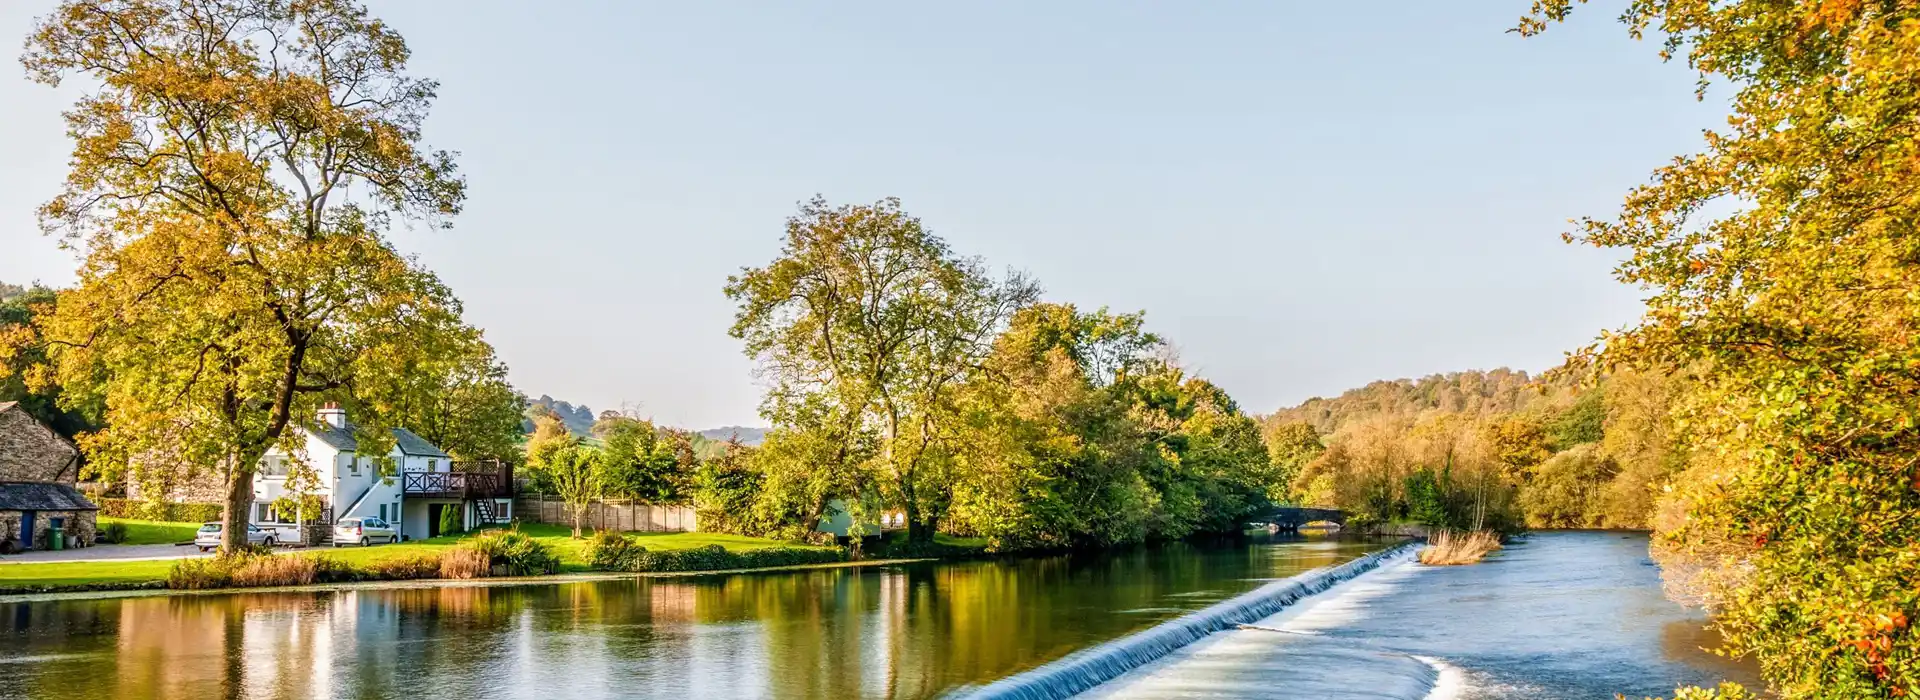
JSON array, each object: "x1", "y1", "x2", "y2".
[{"x1": 1253, "y1": 507, "x2": 1346, "y2": 533}]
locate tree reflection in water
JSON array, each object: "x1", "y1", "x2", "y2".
[{"x1": 0, "y1": 536, "x2": 1378, "y2": 700}]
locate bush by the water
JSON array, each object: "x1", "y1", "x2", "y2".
[
  {"x1": 460, "y1": 529, "x2": 561, "y2": 576},
  {"x1": 586, "y1": 531, "x2": 645, "y2": 571},
  {"x1": 439, "y1": 548, "x2": 491, "y2": 579},
  {"x1": 99, "y1": 498, "x2": 223, "y2": 523},
  {"x1": 168, "y1": 548, "x2": 468, "y2": 590},
  {"x1": 364, "y1": 554, "x2": 443, "y2": 580},
  {"x1": 625, "y1": 544, "x2": 844, "y2": 573},
  {"x1": 1417, "y1": 530, "x2": 1502, "y2": 566}
]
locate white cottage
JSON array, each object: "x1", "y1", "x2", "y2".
[{"x1": 252, "y1": 403, "x2": 512, "y2": 542}]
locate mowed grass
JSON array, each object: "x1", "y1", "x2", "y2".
[
  {"x1": 99, "y1": 517, "x2": 201, "y2": 545},
  {"x1": 0, "y1": 522, "x2": 832, "y2": 590}
]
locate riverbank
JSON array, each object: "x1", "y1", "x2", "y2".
[{"x1": 0, "y1": 524, "x2": 837, "y2": 595}]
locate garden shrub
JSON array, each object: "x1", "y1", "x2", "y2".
[
  {"x1": 99, "y1": 498, "x2": 223, "y2": 523},
  {"x1": 102, "y1": 521, "x2": 129, "y2": 544},
  {"x1": 439, "y1": 548, "x2": 490, "y2": 579},
  {"x1": 438, "y1": 506, "x2": 464, "y2": 538},
  {"x1": 230, "y1": 554, "x2": 318, "y2": 587},
  {"x1": 629, "y1": 544, "x2": 844, "y2": 573},
  {"x1": 461, "y1": 529, "x2": 561, "y2": 576},
  {"x1": 167, "y1": 556, "x2": 238, "y2": 590},
  {"x1": 586, "y1": 531, "x2": 645, "y2": 571},
  {"x1": 364, "y1": 554, "x2": 440, "y2": 580}
]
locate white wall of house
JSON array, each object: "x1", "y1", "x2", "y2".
[{"x1": 250, "y1": 430, "x2": 409, "y2": 540}]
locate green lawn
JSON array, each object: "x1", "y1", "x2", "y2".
[
  {"x1": 0, "y1": 522, "x2": 831, "y2": 590},
  {"x1": 98, "y1": 517, "x2": 200, "y2": 545}
]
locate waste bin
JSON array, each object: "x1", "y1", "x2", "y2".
[{"x1": 50, "y1": 527, "x2": 65, "y2": 551}]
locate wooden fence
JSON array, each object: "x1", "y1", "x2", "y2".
[{"x1": 513, "y1": 495, "x2": 698, "y2": 533}]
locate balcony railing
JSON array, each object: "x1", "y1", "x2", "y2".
[{"x1": 401, "y1": 463, "x2": 511, "y2": 499}]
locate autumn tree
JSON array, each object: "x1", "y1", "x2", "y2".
[
  {"x1": 18, "y1": 0, "x2": 469, "y2": 552},
  {"x1": 1526, "y1": 0, "x2": 1920, "y2": 694},
  {"x1": 726, "y1": 197, "x2": 1037, "y2": 542}
]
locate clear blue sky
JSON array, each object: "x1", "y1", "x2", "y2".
[{"x1": 0, "y1": 2, "x2": 1721, "y2": 429}]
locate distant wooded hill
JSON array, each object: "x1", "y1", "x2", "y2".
[
  {"x1": 521, "y1": 394, "x2": 768, "y2": 447},
  {"x1": 697, "y1": 426, "x2": 767, "y2": 446},
  {"x1": 1267, "y1": 368, "x2": 1567, "y2": 435}
]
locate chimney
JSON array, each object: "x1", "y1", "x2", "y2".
[{"x1": 318, "y1": 402, "x2": 347, "y2": 429}]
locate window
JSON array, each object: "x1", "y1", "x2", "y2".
[
  {"x1": 378, "y1": 504, "x2": 388, "y2": 521},
  {"x1": 256, "y1": 503, "x2": 271, "y2": 522},
  {"x1": 428, "y1": 459, "x2": 438, "y2": 472},
  {"x1": 348, "y1": 457, "x2": 361, "y2": 476},
  {"x1": 393, "y1": 501, "x2": 402, "y2": 524},
  {"x1": 259, "y1": 454, "x2": 290, "y2": 477}
]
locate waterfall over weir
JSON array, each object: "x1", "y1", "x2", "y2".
[{"x1": 952, "y1": 540, "x2": 1423, "y2": 700}]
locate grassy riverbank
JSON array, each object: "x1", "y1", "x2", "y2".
[{"x1": 0, "y1": 524, "x2": 832, "y2": 593}]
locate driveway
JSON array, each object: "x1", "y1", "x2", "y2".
[{"x1": 0, "y1": 543, "x2": 211, "y2": 564}]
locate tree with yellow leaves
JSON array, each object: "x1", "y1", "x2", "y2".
[{"x1": 15, "y1": 0, "x2": 473, "y2": 553}]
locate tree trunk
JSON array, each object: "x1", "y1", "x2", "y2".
[{"x1": 221, "y1": 455, "x2": 254, "y2": 555}]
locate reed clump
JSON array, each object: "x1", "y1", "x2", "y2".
[{"x1": 1418, "y1": 529, "x2": 1502, "y2": 565}]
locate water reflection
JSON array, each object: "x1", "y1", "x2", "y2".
[{"x1": 0, "y1": 536, "x2": 1378, "y2": 699}]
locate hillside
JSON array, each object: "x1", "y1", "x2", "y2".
[{"x1": 697, "y1": 426, "x2": 767, "y2": 446}]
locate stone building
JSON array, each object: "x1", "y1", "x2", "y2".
[{"x1": 0, "y1": 401, "x2": 97, "y2": 550}]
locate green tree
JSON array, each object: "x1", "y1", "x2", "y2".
[
  {"x1": 546, "y1": 444, "x2": 602, "y2": 538},
  {"x1": 593, "y1": 414, "x2": 683, "y2": 502},
  {"x1": 726, "y1": 197, "x2": 1037, "y2": 542},
  {"x1": 18, "y1": 0, "x2": 468, "y2": 552},
  {"x1": 1262, "y1": 421, "x2": 1324, "y2": 504},
  {"x1": 1525, "y1": 1, "x2": 1920, "y2": 694},
  {"x1": 0, "y1": 284, "x2": 97, "y2": 439}
]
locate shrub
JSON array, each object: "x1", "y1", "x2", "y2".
[
  {"x1": 310, "y1": 556, "x2": 361, "y2": 583},
  {"x1": 1417, "y1": 530, "x2": 1502, "y2": 566},
  {"x1": 102, "y1": 521, "x2": 129, "y2": 544},
  {"x1": 99, "y1": 498, "x2": 223, "y2": 523},
  {"x1": 438, "y1": 506, "x2": 464, "y2": 538},
  {"x1": 461, "y1": 529, "x2": 561, "y2": 576},
  {"x1": 439, "y1": 548, "x2": 490, "y2": 579},
  {"x1": 586, "y1": 531, "x2": 645, "y2": 571},
  {"x1": 629, "y1": 544, "x2": 844, "y2": 573},
  {"x1": 365, "y1": 554, "x2": 441, "y2": 580},
  {"x1": 230, "y1": 554, "x2": 318, "y2": 587},
  {"x1": 168, "y1": 556, "x2": 239, "y2": 590}
]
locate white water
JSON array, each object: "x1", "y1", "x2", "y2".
[{"x1": 951, "y1": 541, "x2": 1422, "y2": 700}]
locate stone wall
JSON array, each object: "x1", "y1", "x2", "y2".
[
  {"x1": 0, "y1": 509, "x2": 96, "y2": 551},
  {"x1": 124, "y1": 455, "x2": 231, "y2": 504},
  {"x1": 0, "y1": 407, "x2": 79, "y2": 484}
]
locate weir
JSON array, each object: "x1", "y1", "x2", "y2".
[{"x1": 953, "y1": 540, "x2": 1422, "y2": 700}]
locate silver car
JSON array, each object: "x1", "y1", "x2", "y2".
[
  {"x1": 194, "y1": 522, "x2": 277, "y2": 551},
  {"x1": 332, "y1": 517, "x2": 398, "y2": 546}
]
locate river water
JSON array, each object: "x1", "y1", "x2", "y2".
[
  {"x1": 0, "y1": 536, "x2": 1382, "y2": 699},
  {"x1": 1081, "y1": 531, "x2": 1762, "y2": 699}
]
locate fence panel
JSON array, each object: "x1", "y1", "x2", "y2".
[{"x1": 510, "y1": 495, "x2": 698, "y2": 533}]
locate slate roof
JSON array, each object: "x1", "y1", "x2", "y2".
[
  {"x1": 0, "y1": 482, "x2": 98, "y2": 511},
  {"x1": 306, "y1": 422, "x2": 450, "y2": 459}
]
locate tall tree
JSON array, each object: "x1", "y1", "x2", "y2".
[
  {"x1": 726, "y1": 197, "x2": 1037, "y2": 542},
  {"x1": 1526, "y1": 1, "x2": 1920, "y2": 694},
  {"x1": 18, "y1": 0, "x2": 467, "y2": 552}
]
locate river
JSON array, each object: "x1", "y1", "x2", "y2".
[
  {"x1": 0, "y1": 536, "x2": 1381, "y2": 699},
  {"x1": 0, "y1": 532, "x2": 1755, "y2": 699}
]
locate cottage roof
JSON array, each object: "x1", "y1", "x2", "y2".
[
  {"x1": 0, "y1": 482, "x2": 98, "y2": 511},
  {"x1": 307, "y1": 422, "x2": 450, "y2": 459}
]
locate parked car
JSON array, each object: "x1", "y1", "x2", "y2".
[
  {"x1": 195, "y1": 522, "x2": 277, "y2": 552},
  {"x1": 332, "y1": 517, "x2": 398, "y2": 546}
]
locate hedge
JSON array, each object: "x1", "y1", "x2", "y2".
[
  {"x1": 99, "y1": 498, "x2": 224, "y2": 523},
  {"x1": 627, "y1": 543, "x2": 845, "y2": 573}
]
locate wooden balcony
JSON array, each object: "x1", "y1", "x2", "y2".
[{"x1": 402, "y1": 461, "x2": 512, "y2": 499}]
